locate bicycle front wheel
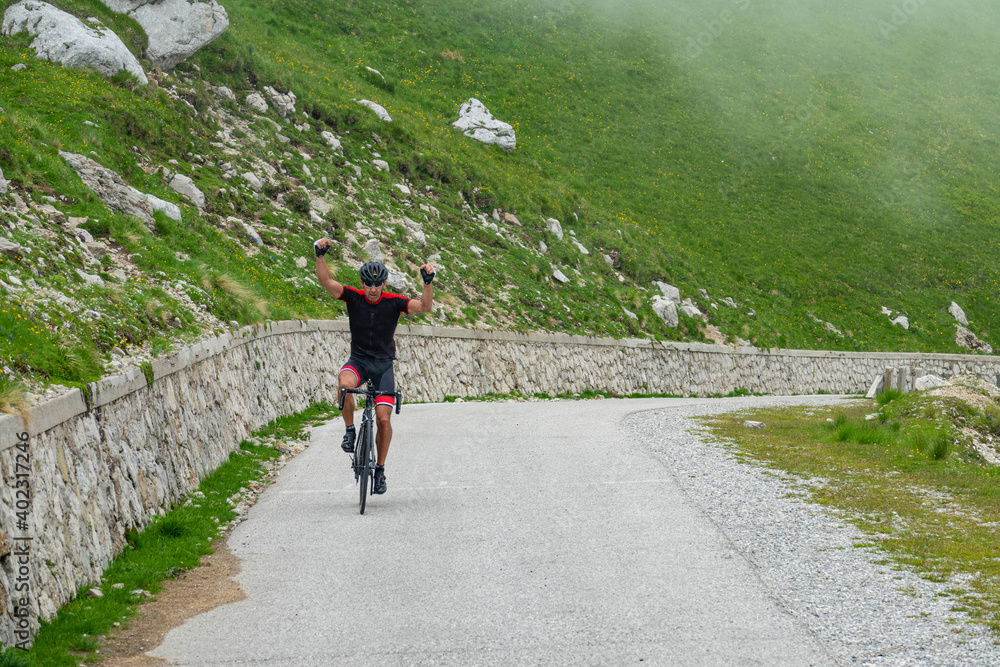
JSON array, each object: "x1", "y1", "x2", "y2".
[{"x1": 358, "y1": 423, "x2": 369, "y2": 514}]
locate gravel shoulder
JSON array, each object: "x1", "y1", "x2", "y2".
[{"x1": 625, "y1": 396, "x2": 1000, "y2": 666}]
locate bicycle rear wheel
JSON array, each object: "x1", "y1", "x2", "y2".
[{"x1": 358, "y1": 422, "x2": 369, "y2": 514}]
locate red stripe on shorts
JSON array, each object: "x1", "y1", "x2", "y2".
[{"x1": 340, "y1": 365, "x2": 360, "y2": 386}]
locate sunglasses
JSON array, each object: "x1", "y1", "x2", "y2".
[{"x1": 363, "y1": 281, "x2": 384, "y2": 288}]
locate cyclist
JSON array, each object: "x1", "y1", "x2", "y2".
[{"x1": 313, "y1": 237, "x2": 435, "y2": 495}]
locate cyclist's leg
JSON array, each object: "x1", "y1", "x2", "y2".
[
  {"x1": 373, "y1": 363, "x2": 396, "y2": 466},
  {"x1": 338, "y1": 361, "x2": 361, "y2": 427},
  {"x1": 374, "y1": 405, "x2": 393, "y2": 466}
]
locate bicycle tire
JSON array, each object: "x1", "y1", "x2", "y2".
[
  {"x1": 351, "y1": 423, "x2": 363, "y2": 482},
  {"x1": 358, "y1": 422, "x2": 369, "y2": 514}
]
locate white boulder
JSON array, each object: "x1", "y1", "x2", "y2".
[
  {"x1": 242, "y1": 172, "x2": 262, "y2": 191},
  {"x1": 168, "y1": 173, "x2": 205, "y2": 209},
  {"x1": 892, "y1": 315, "x2": 909, "y2": 330},
  {"x1": 914, "y1": 374, "x2": 949, "y2": 391},
  {"x1": 651, "y1": 295, "x2": 678, "y2": 328},
  {"x1": 949, "y1": 301, "x2": 969, "y2": 326},
  {"x1": 652, "y1": 281, "x2": 680, "y2": 304},
  {"x1": 356, "y1": 99, "x2": 392, "y2": 122},
  {"x1": 320, "y1": 131, "x2": 342, "y2": 151},
  {"x1": 130, "y1": 0, "x2": 227, "y2": 70},
  {"x1": 452, "y1": 98, "x2": 515, "y2": 152},
  {"x1": 386, "y1": 271, "x2": 407, "y2": 292},
  {"x1": 2, "y1": 1, "x2": 147, "y2": 84},
  {"x1": 552, "y1": 268, "x2": 570, "y2": 284},
  {"x1": 0, "y1": 236, "x2": 24, "y2": 258},
  {"x1": 143, "y1": 193, "x2": 181, "y2": 221},
  {"x1": 245, "y1": 92, "x2": 268, "y2": 114},
  {"x1": 545, "y1": 218, "x2": 563, "y2": 241},
  {"x1": 679, "y1": 299, "x2": 702, "y2": 319},
  {"x1": 743, "y1": 421, "x2": 766, "y2": 429},
  {"x1": 0, "y1": 166, "x2": 7, "y2": 195}
]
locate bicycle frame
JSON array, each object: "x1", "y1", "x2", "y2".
[{"x1": 338, "y1": 381, "x2": 402, "y2": 514}]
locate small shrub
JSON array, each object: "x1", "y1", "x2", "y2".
[
  {"x1": 285, "y1": 188, "x2": 311, "y2": 215},
  {"x1": 929, "y1": 433, "x2": 952, "y2": 460},
  {"x1": 877, "y1": 388, "x2": 902, "y2": 407},
  {"x1": 110, "y1": 70, "x2": 144, "y2": 91},
  {"x1": 156, "y1": 515, "x2": 189, "y2": 538},
  {"x1": 0, "y1": 376, "x2": 28, "y2": 412},
  {"x1": 835, "y1": 419, "x2": 890, "y2": 446}
]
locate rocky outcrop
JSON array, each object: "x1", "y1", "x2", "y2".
[
  {"x1": 264, "y1": 86, "x2": 296, "y2": 117},
  {"x1": 956, "y1": 325, "x2": 993, "y2": 355},
  {"x1": 2, "y1": 1, "x2": 147, "y2": 84},
  {"x1": 0, "y1": 166, "x2": 7, "y2": 195},
  {"x1": 59, "y1": 152, "x2": 157, "y2": 226},
  {"x1": 100, "y1": 0, "x2": 228, "y2": 71},
  {"x1": 452, "y1": 98, "x2": 516, "y2": 152}
]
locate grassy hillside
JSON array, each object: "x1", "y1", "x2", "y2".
[{"x1": 2, "y1": 0, "x2": 1000, "y2": 395}]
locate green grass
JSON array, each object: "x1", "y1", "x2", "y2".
[
  {"x1": 197, "y1": 0, "x2": 1000, "y2": 351},
  {"x1": 706, "y1": 394, "x2": 1000, "y2": 635},
  {"x1": 14, "y1": 402, "x2": 337, "y2": 665},
  {"x1": 5, "y1": 0, "x2": 1000, "y2": 387}
]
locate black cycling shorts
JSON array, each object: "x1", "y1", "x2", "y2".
[{"x1": 340, "y1": 356, "x2": 396, "y2": 408}]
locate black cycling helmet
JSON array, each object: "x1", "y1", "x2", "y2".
[{"x1": 359, "y1": 261, "x2": 388, "y2": 286}]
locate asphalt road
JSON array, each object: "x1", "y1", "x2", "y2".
[{"x1": 152, "y1": 397, "x2": 847, "y2": 666}]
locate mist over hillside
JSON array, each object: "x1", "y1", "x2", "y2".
[{"x1": 1, "y1": 0, "x2": 999, "y2": 395}]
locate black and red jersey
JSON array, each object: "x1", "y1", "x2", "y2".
[{"x1": 338, "y1": 286, "x2": 411, "y2": 360}]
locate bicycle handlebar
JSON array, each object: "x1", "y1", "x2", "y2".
[{"x1": 339, "y1": 384, "x2": 403, "y2": 415}]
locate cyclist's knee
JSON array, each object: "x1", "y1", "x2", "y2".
[
  {"x1": 375, "y1": 408, "x2": 392, "y2": 429},
  {"x1": 339, "y1": 371, "x2": 359, "y2": 390}
]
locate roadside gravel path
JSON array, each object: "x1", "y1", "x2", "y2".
[{"x1": 627, "y1": 397, "x2": 1000, "y2": 666}]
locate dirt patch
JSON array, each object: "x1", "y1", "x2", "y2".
[{"x1": 98, "y1": 540, "x2": 245, "y2": 667}]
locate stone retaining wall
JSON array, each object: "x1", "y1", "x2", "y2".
[{"x1": 2, "y1": 320, "x2": 999, "y2": 646}]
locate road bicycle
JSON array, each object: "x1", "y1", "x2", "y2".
[{"x1": 339, "y1": 381, "x2": 402, "y2": 514}]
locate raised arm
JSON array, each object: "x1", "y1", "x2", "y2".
[
  {"x1": 407, "y1": 264, "x2": 435, "y2": 314},
  {"x1": 314, "y1": 238, "x2": 344, "y2": 299}
]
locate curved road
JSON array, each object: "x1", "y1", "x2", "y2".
[{"x1": 153, "y1": 397, "x2": 850, "y2": 666}]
